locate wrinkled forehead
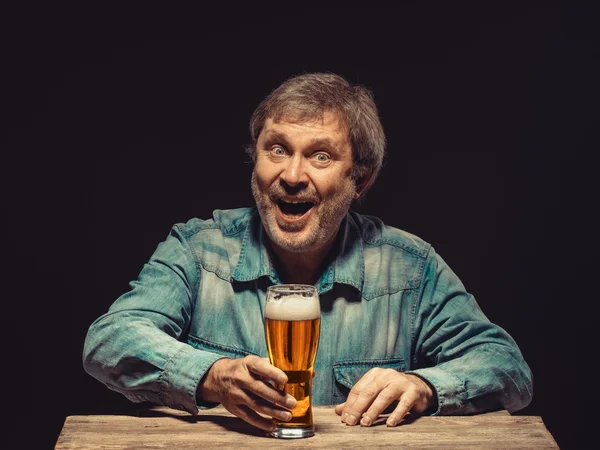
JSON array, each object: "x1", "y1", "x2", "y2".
[{"x1": 269, "y1": 108, "x2": 349, "y2": 134}]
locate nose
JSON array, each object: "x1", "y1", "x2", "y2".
[{"x1": 280, "y1": 154, "x2": 309, "y2": 188}]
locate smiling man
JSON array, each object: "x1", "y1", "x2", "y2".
[
  {"x1": 251, "y1": 112, "x2": 358, "y2": 285},
  {"x1": 83, "y1": 73, "x2": 532, "y2": 433}
]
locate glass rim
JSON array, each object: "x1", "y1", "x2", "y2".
[{"x1": 267, "y1": 284, "x2": 317, "y2": 294}]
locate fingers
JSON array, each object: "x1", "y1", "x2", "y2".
[
  {"x1": 246, "y1": 376, "x2": 297, "y2": 410},
  {"x1": 238, "y1": 390, "x2": 293, "y2": 423},
  {"x1": 242, "y1": 356, "x2": 296, "y2": 409},
  {"x1": 226, "y1": 404, "x2": 275, "y2": 432},
  {"x1": 360, "y1": 385, "x2": 401, "y2": 427},
  {"x1": 386, "y1": 390, "x2": 419, "y2": 427},
  {"x1": 211, "y1": 356, "x2": 298, "y2": 433},
  {"x1": 245, "y1": 356, "x2": 287, "y2": 385},
  {"x1": 340, "y1": 369, "x2": 431, "y2": 427},
  {"x1": 341, "y1": 370, "x2": 378, "y2": 425}
]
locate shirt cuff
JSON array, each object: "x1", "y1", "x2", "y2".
[
  {"x1": 160, "y1": 344, "x2": 227, "y2": 414},
  {"x1": 405, "y1": 367, "x2": 467, "y2": 416}
]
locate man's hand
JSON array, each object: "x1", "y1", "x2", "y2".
[
  {"x1": 335, "y1": 369, "x2": 436, "y2": 427},
  {"x1": 197, "y1": 355, "x2": 297, "y2": 431}
]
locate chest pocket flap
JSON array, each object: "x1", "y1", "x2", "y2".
[{"x1": 333, "y1": 358, "x2": 406, "y2": 390}]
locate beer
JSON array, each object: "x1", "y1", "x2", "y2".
[{"x1": 265, "y1": 286, "x2": 320, "y2": 438}]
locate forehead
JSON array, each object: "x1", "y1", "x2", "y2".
[{"x1": 261, "y1": 111, "x2": 349, "y2": 142}]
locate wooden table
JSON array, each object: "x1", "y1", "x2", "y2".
[{"x1": 55, "y1": 405, "x2": 559, "y2": 449}]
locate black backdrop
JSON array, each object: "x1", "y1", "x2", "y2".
[{"x1": 3, "y1": 5, "x2": 595, "y2": 449}]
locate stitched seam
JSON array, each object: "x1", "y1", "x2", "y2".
[
  {"x1": 333, "y1": 358, "x2": 405, "y2": 367},
  {"x1": 427, "y1": 365, "x2": 466, "y2": 399},
  {"x1": 232, "y1": 216, "x2": 256, "y2": 280},
  {"x1": 197, "y1": 261, "x2": 231, "y2": 282},
  {"x1": 412, "y1": 245, "x2": 428, "y2": 287},
  {"x1": 188, "y1": 335, "x2": 256, "y2": 357},
  {"x1": 177, "y1": 224, "x2": 233, "y2": 282},
  {"x1": 221, "y1": 210, "x2": 254, "y2": 236},
  {"x1": 177, "y1": 219, "x2": 218, "y2": 238},
  {"x1": 364, "y1": 284, "x2": 417, "y2": 301},
  {"x1": 362, "y1": 237, "x2": 428, "y2": 258},
  {"x1": 222, "y1": 224, "x2": 247, "y2": 238},
  {"x1": 157, "y1": 345, "x2": 188, "y2": 392},
  {"x1": 411, "y1": 245, "x2": 433, "y2": 361},
  {"x1": 175, "y1": 224, "x2": 202, "y2": 301},
  {"x1": 410, "y1": 246, "x2": 437, "y2": 360}
]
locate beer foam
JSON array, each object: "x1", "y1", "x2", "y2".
[{"x1": 266, "y1": 294, "x2": 320, "y2": 320}]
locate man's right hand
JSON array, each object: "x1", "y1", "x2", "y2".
[{"x1": 197, "y1": 355, "x2": 297, "y2": 431}]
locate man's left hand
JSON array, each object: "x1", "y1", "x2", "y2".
[{"x1": 334, "y1": 369, "x2": 436, "y2": 427}]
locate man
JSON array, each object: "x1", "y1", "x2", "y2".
[{"x1": 83, "y1": 73, "x2": 532, "y2": 432}]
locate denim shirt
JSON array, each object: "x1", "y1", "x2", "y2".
[{"x1": 83, "y1": 207, "x2": 532, "y2": 416}]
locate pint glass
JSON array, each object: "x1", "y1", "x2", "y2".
[{"x1": 265, "y1": 284, "x2": 321, "y2": 439}]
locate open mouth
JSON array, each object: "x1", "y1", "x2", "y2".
[{"x1": 276, "y1": 199, "x2": 315, "y2": 218}]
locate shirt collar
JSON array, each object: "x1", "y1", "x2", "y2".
[
  {"x1": 232, "y1": 210, "x2": 364, "y2": 296},
  {"x1": 232, "y1": 209, "x2": 281, "y2": 285}
]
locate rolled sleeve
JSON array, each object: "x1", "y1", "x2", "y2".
[
  {"x1": 83, "y1": 223, "x2": 228, "y2": 414},
  {"x1": 406, "y1": 367, "x2": 467, "y2": 416},
  {"x1": 410, "y1": 247, "x2": 533, "y2": 415},
  {"x1": 161, "y1": 345, "x2": 227, "y2": 413}
]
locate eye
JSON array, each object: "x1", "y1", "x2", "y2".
[
  {"x1": 313, "y1": 153, "x2": 331, "y2": 163},
  {"x1": 270, "y1": 146, "x2": 287, "y2": 156}
]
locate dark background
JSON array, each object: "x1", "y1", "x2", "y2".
[{"x1": 3, "y1": 5, "x2": 595, "y2": 449}]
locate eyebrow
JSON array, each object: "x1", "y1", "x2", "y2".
[
  {"x1": 310, "y1": 137, "x2": 338, "y2": 150},
  {"x1": 263, "y1": 130, "x2": 288, "y2": 143},
  {"x1": 262, "y1": 130, "x2": 339, "y2": 151}
]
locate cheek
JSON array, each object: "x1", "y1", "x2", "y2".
[
  {"x1": 313, "y1": 173, "x2": 353, "y2": 197},
  {"x1": 254, "y1": 163, "x2": 279, "y2": 187}
]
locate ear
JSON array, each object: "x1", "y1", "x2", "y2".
[{"x1": 353, "y1": 170, "x2": 375, "y2": 200}]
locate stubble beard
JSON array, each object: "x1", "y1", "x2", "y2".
[{"x1": 251, "y1": 171, "x2": 356, "y2": 253}]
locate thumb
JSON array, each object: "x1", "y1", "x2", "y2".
[{"x1": 334, "y1": 402, "x2": 346, "y2": 416}]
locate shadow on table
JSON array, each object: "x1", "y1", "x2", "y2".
[
  {"x1": 135, "y1": 406, "x2": 421, "y2": 435},
  {"x1": 363, "y1": 412, "x2": 420, "y2": 427},
  {"x1": 136, "y1": 408, "x2": 272, "y2": 437}
]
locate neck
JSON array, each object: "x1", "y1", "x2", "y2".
[{"x1": 268, "y1": 237, "x2": 337, "y2": 286}]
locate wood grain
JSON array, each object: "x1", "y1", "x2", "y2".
[{"x1": 55, "y1": 406, "x2": 558, "y2": 449}]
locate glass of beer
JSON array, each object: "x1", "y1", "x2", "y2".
[{"x1": 265, "y1": 284, "x2": 321, "y2": 439}]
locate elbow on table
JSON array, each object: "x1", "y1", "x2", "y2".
[{"x1": 506, "y1": 363, "x2": 534, "y2": 413}]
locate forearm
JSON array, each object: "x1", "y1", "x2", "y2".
[
  {"x1": 413, "y1": 249, "x2": 533, "y2": 415},
  {"x1": 83, "y1": 310, "x2": 226, "y2": 413},
  {"x1": 409, "y1": 343, "x2": 533, "y2": 415}
]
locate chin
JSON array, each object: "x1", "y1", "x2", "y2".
[{"x1": 269, "y1": 230, "x2": 318, "y2": 253}]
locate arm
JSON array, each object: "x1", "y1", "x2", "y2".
[
  {"x1": 336, "y1": 246, "x2": 532, "y2": 426},
  {"x1": 83, "y1": 224, "x2": 297, "y2": 429},
  {"x1": 82, "y1": 224, "x2": 225, "y2": 414},
  {"x1": 407, "y1": 247, "x2": 533, "y2": 415}
]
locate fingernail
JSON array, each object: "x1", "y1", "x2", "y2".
[
  {"x1": 281, "y1": 411, "x2": 292, "y2": 421},
  {"x1": 285, "y1": 396, "x2": 296, "y2": 409},
  {"x1": 387, "y1": 417, "x2": 397, "y2": 427},
  {"x1": 278, "y1": 375, "x2": 287, "y2": 384},
  {"x1": 346, "y1": 414, "x2": 357, "y2": 426},
  {"x1": 361, "y1": 415, "x2": 372, "y2": 426},
  {"x1": 343, "y1": 412, "x2": 348, "y2": 422}
]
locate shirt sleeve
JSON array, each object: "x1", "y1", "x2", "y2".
[
  {"x1": 406, "y1": 247, "x2": 533, "y2": 415},
  {"x1": 82, "y1": 224, "x2": 226, "y2": 415}
]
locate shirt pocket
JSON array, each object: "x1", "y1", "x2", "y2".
[
  {"x1": 332, "y1": 358, "x2": 405, "y2": 403},
  {"x1": 187, "y1": 334, "x2": 258, "y2": 359}
]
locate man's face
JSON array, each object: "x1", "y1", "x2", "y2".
[{"x1": 252, "y1": 111, "x2": 357, "y2": 254}]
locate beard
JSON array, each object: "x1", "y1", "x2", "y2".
[{"x1": 251, "y1": 171, "x2": 356, "y2": 253}]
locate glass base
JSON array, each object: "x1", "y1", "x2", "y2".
[{"x1": 269, "y1": 426, "x2": 315, "y2": 439}]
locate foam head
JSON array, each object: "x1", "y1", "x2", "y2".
[{"x1": 266, "y1": 294, "x2": 320, "y2": 321}]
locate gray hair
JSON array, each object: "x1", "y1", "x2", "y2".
[{"x1": 247, "y1": 73, "x2": 386, "y2": 195}]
